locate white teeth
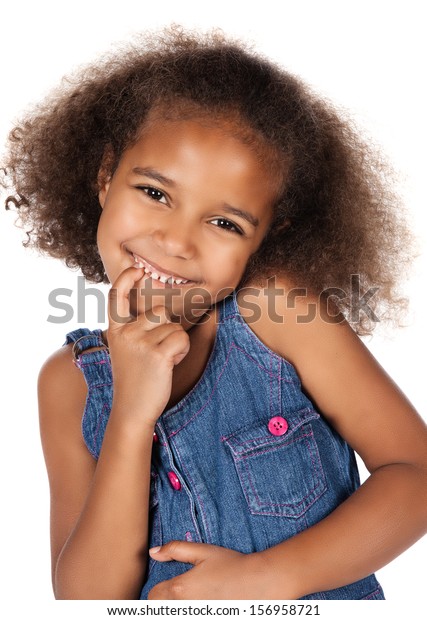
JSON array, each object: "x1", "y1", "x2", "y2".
[
  {"x1": 133, "y1": 255, "x2": 144, "y2": 268},
  {"x1": 132, "y1": 253, "x2": 191, "y2": 285}
]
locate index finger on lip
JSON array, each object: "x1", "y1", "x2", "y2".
[{"x1": 108, "y1": 266, "x2": 144, "y2": 328}]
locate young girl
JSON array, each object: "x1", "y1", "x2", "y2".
[{"x1": 3, "y1": 27, "x2": 427, "y2": 601}]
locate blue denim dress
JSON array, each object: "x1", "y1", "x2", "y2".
[{"x1": 64, "y1": 289, "x2": 385, "y2": 600}]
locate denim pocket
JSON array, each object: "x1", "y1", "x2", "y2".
[{"x1": 223, "y1": 408, "x2": 327, "y2": 517}]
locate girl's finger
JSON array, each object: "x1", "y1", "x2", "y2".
[
  {"x1": 156, "y1": 329, "x2": 190, "y2": 365},
  {"x1": 108, "y1": 266, "x2": 144, "y2": 330},
  {"x1": 142, "y1": 305, "x2": 174, "y2": 331},
  {"x1": 139, "y1": 321, "x2": 182, "y2": 344},
  {"x1": 149, "y1": 541, "x2": 218, "y2": 564}
]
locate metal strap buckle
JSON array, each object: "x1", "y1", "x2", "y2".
[{"x1": 72, "y1": 334, "x2": 108, "y2": 362}]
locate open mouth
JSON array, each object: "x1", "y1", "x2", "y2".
[{"x1": 130, "y1": 252, "x2": 197, "y2": 287}]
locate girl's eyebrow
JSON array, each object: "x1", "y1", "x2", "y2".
[
  {"x1": 222, "y1": 204, "x2": 259, "y2": 228},
  {"x1": 131, "y1": 166, "x2": 260, "y2": 228},
  {"x1": 132, "y1": 166, "x2": 175, "y2": 187}
]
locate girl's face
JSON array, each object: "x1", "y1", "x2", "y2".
[{"x1": 97, "y1": 115, "x2": 279, "y2": 326}]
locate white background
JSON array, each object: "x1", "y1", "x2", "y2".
[{"x1": 0, "y1": 0, "x2": 425, "y2": 614}]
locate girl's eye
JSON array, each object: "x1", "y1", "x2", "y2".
[
  {"x1": 139, "y1": 186, "x2": 167, "y2": 204},
  {"x1": 211, "y1": 218, "x2": 243, "y2": 235}
]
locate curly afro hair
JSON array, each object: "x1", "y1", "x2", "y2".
[{"x1": 1, "y1": 26, "x2": 415, "y2": 335}]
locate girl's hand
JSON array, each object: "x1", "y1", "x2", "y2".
[
  {"x1": 107, "y1": 266, "x2": 190, "y2": 425},
  {"x1": 147, "y1": 541, "x2": 280, "y2": 600}
]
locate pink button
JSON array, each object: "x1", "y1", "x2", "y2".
[
  {"x1": 153, "y1": 432, "x2": 159, "y2": 443},
  {"x1": 268, "y1": 416, "x2": 289, "y2": 436},
  {"x1": 167, "y1": 471, "x2": 182, "y2": 490}
]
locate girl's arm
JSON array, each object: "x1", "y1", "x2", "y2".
[
  {"x1": 254, "y1": 286, "x2": 427, "y2": 598},
  {"x1": 147, "y1": 282, "x2": 427, "y2": 600},
  {"x1": 38, "y1": 345, "x2": 156, "y2": 599},
  {"x1": 39, "y1": 266, "x2": 190, "y2": 599}
]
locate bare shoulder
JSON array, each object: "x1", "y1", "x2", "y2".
[
  {"x1": 38, "y1": 342, "x2": 86, "y2": 409},
  {"x1": 38, "y1": 341, "x2": 96, "y2": 484},
  {"x1": 236, "y1": 275, "x2": 349, "y2": 366},
  {"x1": 237, "y1": 276, "x2": 427, "y2": 473},
  {"x1": 38, "y1": 341, "x2": 95, "y2": 472}
]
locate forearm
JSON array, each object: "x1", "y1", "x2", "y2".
[
  {"x1": 55, "y1": 404, "x2": 157, "y2": 600},
  {"x1": 258, "y1": 463, "x2": 427, "y2": 599}
]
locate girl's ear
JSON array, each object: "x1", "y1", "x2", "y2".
[
  {"x1": 98, "y1": 175, "x2": 111, "y2": 209},
  {"x1": 97, "y1": 145, "x2": 115, "y2": 209}
]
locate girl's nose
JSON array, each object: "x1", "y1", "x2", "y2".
[{"x1": 151, "y1": 220, "x2": 196, "y2": 259}]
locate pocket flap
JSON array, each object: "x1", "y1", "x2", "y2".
[{"x1": 223, "y1": 407, "x2": 320, "y2": 458}]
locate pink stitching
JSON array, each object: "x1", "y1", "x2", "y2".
[
  {"x1": 221, "y1": 310, "x2": 298, "y2": 373},
  {"x1": 164, "y1": 342, "x2": 235, "y2": 436},
  {"x1": 230, "y1": 435, "x2": 283, "y2": 447},
  {"x1": 362, "y1": 588, "x2": 382, "y2": 600},
  {"x1": 158, "y1": 298, "x2": 296, "y2": 432},
  {"x1": 181, "y1": 300, "x2": 296, "y2": 387},
  {"x1": 79, "y1": 359, "x2": 107, "y2": 367},
  {"x1": 79, "y1": 348, "x2": 110, "y2": 367},
  {"x1": 87, "y1": 383, "x2": 113, "y2": 391},
  {"x1": 173, "y1": 440, "x2": 212, "y2": 541},
  {"x1": 226, "y1": 432, "x2": 297, "y2": 450},
  {"x1": 165, "y1": 342, "x2": 295, "y2": 439},
  {"x1": 230, "y1": 344, "x2": 296, "y2": 382},
  {"x1": 220, "y1": 409, "x2": 318, "y2": 443},
  {"x1": 235, "y1": 432, "x2": 314, "y2": 460}
]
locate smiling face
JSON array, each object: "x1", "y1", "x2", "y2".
[{"x1": 97, "y1": 114, "x2": 281, "y2": 326}]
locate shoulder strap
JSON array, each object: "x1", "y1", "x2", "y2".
[
  {"x1": 63, "y1": 328, "x2": 112, "y2": 459},
  {"x1": 64, "y1": 328, "x2": 108, "y2": 366}
]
